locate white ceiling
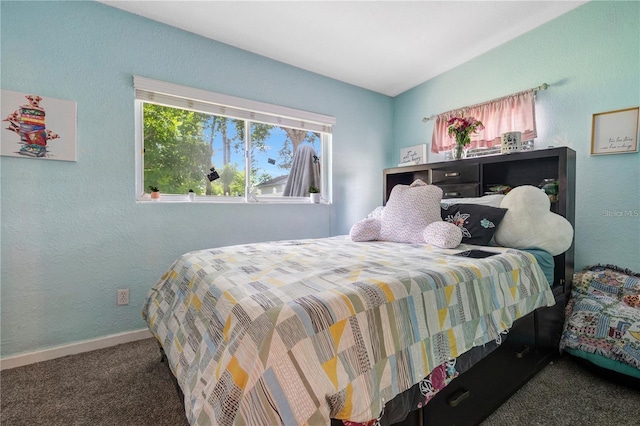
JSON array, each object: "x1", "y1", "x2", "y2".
[{"x1": 100, "y1": 0, "x2": 587, "y2": 96}]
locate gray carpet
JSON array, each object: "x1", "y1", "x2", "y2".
[
  {"x1": 482, "y1": 356, "x2": 640, "y2": 426},
  {"x1": 1, "y1": 338, "x2": 187, "y2": 426},
  {"x1": 2, "y1": 338, "x2": 639, "y2": 425}
]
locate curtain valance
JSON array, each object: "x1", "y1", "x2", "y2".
[{"x1": 431, "y1": 90, "x2": 537, "y2": 153}]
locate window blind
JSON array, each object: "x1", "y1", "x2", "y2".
[{"x1": 134, "y1": 76, "x2": 334, "y2": 134}]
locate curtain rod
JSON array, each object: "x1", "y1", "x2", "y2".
[{"x1": 421, "y1": 83, "x2": 549, "y2": 123}]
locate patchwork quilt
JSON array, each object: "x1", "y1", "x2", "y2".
[
  {"x1": 142, "y1": 237, "x2": 555, "y2": 425},
  {"x1": 560, "y1": 265, "x2": 640, "y2": 370}
]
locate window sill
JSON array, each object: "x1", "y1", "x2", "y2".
[{"x1": 136, "y1": 195, "x2": 330, "y2": 204}]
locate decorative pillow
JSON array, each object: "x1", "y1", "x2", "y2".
[
  {"x1": 349, "y1": 217, "x2": 381, "y2": 242},
  {"x1": 423, "y1": 221, "x2": 463, "y2": 249},
  {"x1": 494, "y1": 185, "x2": 573, "y2": 256},
  {"x1": 441, "y1": 204, "x2": 507, "y2": 246},
  {"x1": 380, "y1": 179, "x2": 443, "y2": 243},
  {"x1": 441, "y1": 194, "x2": 505, "y2": 208},
  {"x1": 367, "y1": 206, "x2": 384, "y2": 220}
]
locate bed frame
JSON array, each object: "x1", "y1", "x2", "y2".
[
  {"x1": 413, "y1": 287, "x2": 567, "y2": 425},
  {"x1": 378, "y1": 147, "x2": 576, "y2": 425},
  {"x1": 159, "y1": 147, "x2": 576, "y2": 425}
]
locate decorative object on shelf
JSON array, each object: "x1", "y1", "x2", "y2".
[
  {"x1": 465, "y1": 146, "x2": 502, "y2": 158},
  {"x1": 309, "y1": 185, "x2": 320, "y2": 203},
  {"x1": 538, "y1": 178, "x2": 559, "y2": 203},
  {"x1": 591, "y1": 107, "x2": 639, "y2": 155},
  {"x1": 486, "y1": 184, "x2": 511, "y2": 195},
  {"x1": 187, "y1": 189, "x2": 195, "y2": 202},
  {"x1": 399, "y1": 144, "x2": 427, "y2": 165},
  {"x1": 1, "y1": 89, "x2": 77, "y2": 161},
  {"x1": 501, "y1": 131, "x2": 522, "y2": 154},
  {"x1": 521, "y1": 140, "x2": 535, "y2": 151},
  {"x1": 149, "y1": 185, "x2": 160, "y2": 200},
  {"x1": 447, "y1": 114, "x2": 484, "y2": 160},
  {"x1": 452, "y1": 144, "x2": 467, "y2": 161}
]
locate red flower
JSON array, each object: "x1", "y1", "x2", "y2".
[{"x1": 447, "y1": 114, "x2": 484, "y2": 146}]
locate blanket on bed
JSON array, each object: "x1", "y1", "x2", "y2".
[
  {"x1": 560, "y1": 265, "x2": 640, "y2": 370},
  {"x1": 142, "y1": 237, "x2": 555, "y2": 425}
]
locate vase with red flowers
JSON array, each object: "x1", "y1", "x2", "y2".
[{"x1": 447, "y1": 114, "x2": 484, "y2": 160}]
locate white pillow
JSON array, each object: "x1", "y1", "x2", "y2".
[
  {"x1": 380, "y1": 179, "x2": 443, "y2": 243},
  {"x1": 423, "y1": 222, "x2": 463, "y2": 249},
  {"x1": 494, "y1": 186, "x2": 573, "y2": 256},
  {"x1": 442, "y1": 194, "x2": 505, "y2": 208},
  {"x1": 367, "y1": 206, "x2": 384, "y2": 220},
  {"x1": 349, "y1": 218, "x2": 381, "y2": 242}
]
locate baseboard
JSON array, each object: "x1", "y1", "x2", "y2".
[{"x1": 0, "y1": 328, "x2": 153, "y2": 371}]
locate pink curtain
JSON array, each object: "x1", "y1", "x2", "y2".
[{"x1": 431, "y1": 90, "x2": 537, "y2": 153}]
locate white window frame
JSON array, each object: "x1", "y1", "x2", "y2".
[{"x1": 133, "y1": 76, "x2": 334, "y2": 204}]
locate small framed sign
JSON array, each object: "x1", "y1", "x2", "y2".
[
  {"x1": 399, "y1": 144, "x2": 427, "y2": 166},
  {"x1": 590, "y1": 107, "x2": 639, "y2": 155}
]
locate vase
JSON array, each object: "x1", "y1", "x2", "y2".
[{"x1": 453, "y1": 144, "x2": 465, "y2": 160}]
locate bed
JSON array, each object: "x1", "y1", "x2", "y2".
[
  {"x1": 143, "y1": 237, "x2": 555, "y2": 425},
  {"x1": 560, "y1": 265, "x2": 640, "y2": 382},
  {"x1": 143, "y1": 149, "x2": 576, "y2": 425}
]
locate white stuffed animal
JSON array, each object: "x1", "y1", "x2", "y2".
[{"x1": 493, "y1": 185, "x2": 573, "y2": 256}]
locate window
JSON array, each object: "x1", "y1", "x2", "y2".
[{"x1": 134, "y1": 77, "x2": 334, "y2": 203}]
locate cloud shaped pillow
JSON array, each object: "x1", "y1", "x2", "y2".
[{"x1": 493, "y1": 185, "x2": 573, "y2": 256}]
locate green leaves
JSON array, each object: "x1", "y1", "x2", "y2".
[
  {"x1": 142, "y1": 102, "x2": 321, "y2": 197},
  {"x1": 143, "y1": 103, "x2": 210, "y2": 194}
]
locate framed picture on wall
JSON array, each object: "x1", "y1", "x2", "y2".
[
  {"x1": 590, "y1": 107, "x2": 639, "y2": 155},
  {"x1": 1, "y1": 89, "x2": 77, "y2": 161}
]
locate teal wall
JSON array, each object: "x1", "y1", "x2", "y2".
[
  {"x1": 2, "y1": 1, "x2": 638, "y2": 359},
  {"x1": 394, "y1": 1, "x2": 640, "y2": 272},
  {"x1": 0, "y1": 1, "x2": 392, "y2": 357}
]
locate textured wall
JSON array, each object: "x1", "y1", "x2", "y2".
[
  {"x1": 3, "y1": 0, "x2": 638, "y2": 360},
  {"x1": 0, "y1": 2, "x2": 392, "y2": 357},
  {"x1": 393, "y1": 1, "x2": 640, "y2": 272}
]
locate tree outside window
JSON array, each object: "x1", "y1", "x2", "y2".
[{"x1": 142, "y1": 103, "x2": 321, "y2": 199}]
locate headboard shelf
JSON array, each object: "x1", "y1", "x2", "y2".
[{"x1": 383, "y1": 146, "x2": 576, "y2": 293}]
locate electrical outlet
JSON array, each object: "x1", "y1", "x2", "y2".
[{"x1": 117, "y1": 289, "x2": 129, "y2": 305}]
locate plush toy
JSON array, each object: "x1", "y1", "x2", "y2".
[
  {"x1": 350, "y1": 179, "x2": 463, "y2": 249},
  {"x1": 493, "y1": 185, "x2": 573, "y2": 256}
]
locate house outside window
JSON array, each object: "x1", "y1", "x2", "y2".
[{"x1": 134, "y1": 77, "x2": 334, "y2": 203}]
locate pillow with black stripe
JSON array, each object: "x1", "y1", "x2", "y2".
[{"x1": 440, "y1": 204, "x2": 507, "y2": 246}]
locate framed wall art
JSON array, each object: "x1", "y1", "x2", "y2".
[
  {"x1": 1, "y1": 89, "x2": 77, "y2": 161},
  {"x1": 590, "y1": 107, "x2": 639, "y2": 155},
  {"x1": 399, "y1": 144, "x2": 427, "y2": 166}
]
